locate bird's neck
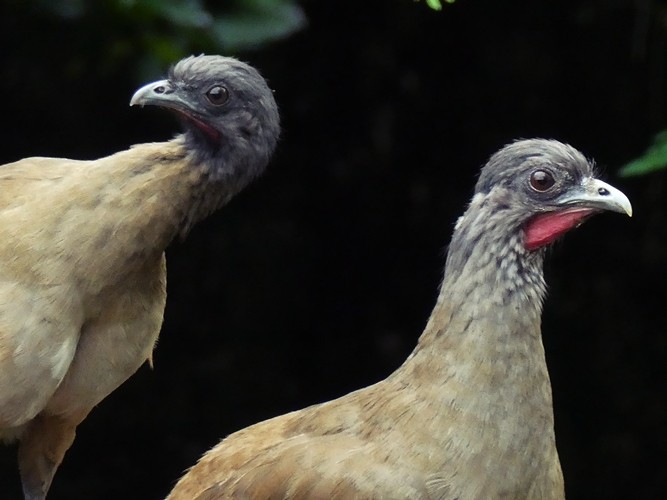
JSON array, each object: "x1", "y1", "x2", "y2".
[
  {"x1": 177, "y1": 131, "x2": 270, "y2": 237},
  {"x1": 395, "y1": 198, "x2": 554, "y2": 432},
  {"x1": 125, "y1": 135, "x2": 264, "y2": 242},
  {"x1": 386, "y1": 202, "x2": 561, "y2": 490},
  {"x1": 71, "y1": 137, "x2": 259, "y2": 283},
  {"x1": 405, "y1": 225, "x2": 547, "y2": 367}
]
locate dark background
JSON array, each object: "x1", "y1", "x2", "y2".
[{"x1": 1, "y1": 0, "x2": 665, "y2": 498}]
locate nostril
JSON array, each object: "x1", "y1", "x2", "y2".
[
  {"x1": 154, "y1": 86, "x2": 166, "y2": 94},
  {"x1": 598, "y1": 187, "x2": 610, "y2": 196}
]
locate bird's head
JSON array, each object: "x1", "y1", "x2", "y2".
[
  {"x1": 470, "y1": 138, "x2": 632, "y2": 252},
  {"x1": 442, "y1": 138, "x2": 632, "y2": 309},
  {"x1": 130, "y1": 54, "x2": 280, "y2": 179}
]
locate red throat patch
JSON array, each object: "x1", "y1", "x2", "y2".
[
  {"x1": 176, "y1": 110, "x2": 221, "y2": 142},
  {"x1": 523, "y1": 208, "x2": 596, "y2": 250}
]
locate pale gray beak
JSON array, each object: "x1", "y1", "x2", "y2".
[
  {"x1": 558, "y1": 178, "x2": 633, "y2": 217},
  {"x1": 130, "y1": 79, "x2": 188, "y2": 111}
]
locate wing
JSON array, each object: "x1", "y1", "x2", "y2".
[
  {"x1": 0, "y1": 281, "x2": 81, "y2": 432},
  {"x1": 0, "y1": 157, "x2": 89, "y2": 432}
]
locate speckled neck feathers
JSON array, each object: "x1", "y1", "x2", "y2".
[
  {"x1": 445, "y1": 188, "x2": 547, "y2": 313},
  {"x1": 390, "y1": 172, "x2": 562, "y2": 497},
  {"x1": 411, "y1": 185, "x2": 548, "y2": 358}
]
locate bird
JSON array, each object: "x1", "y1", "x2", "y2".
[
  {"x1": 0, "y1": 54, "x2": 280, "y2": 500},
  {"x1": 167, "y1": 139, "x2": 632, "y2": 500}
]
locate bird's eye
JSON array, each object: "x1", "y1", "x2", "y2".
[
  {"x1": 529, "y1": 169, "x2": 556, "y2": 192},
  {"x1": 206, "y1": 86, "x2": 229, "y2": 106}
]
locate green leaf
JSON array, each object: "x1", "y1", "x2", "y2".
[{"x1": 619, "y1": 130, "x2": 667, "y2": 177}]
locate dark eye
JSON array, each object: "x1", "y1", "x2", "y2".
[
  {"x1": 529, "y1": 169, "x2": 555, "y2": 192},
  {"x1": 206, "y1": 85, "x2": 229, "y2": 105}
]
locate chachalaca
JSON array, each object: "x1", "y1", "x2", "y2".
[
  {"x1": 167, "y1": 139, "x2": 631, "y2": 500},
  {"x1": 0, "y1": 55, "x2": 280, "y2": 499}
]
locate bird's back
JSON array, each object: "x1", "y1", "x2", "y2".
[{"x1": 168, "y1": 379, "x2": 433, "y2": 499}]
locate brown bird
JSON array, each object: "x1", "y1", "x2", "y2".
[
  {"x1": 167, "y1": 139, "x2": 631, "y2": 500},
  {"x1": 0, "y1": 55, "x2": 280, "y2": 499}
]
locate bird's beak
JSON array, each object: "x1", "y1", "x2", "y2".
[
  {"x1": 130, "y1": 79, "x2": 190, "y2": 112},
  {"x1": 557, "y1": 178, "x2": 633, "y2": 217},
  {"x1": 131, "y1": 78, "x2": 221, "y2": 142}
]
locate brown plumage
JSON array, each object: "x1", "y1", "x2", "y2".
[
  {"x1": 0, "y1": 55, "x2": 280, "y2": 499},
  {"x1": 167, "y1": 139, "x2": 631, "y2": 500}
]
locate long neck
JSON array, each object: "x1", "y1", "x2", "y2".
[
  {"x1": 395, "y1": 194, "x2": 554, "y2": 431},
  {"x1": 387, "y1": 197, "x2": 562, "y2": 492}
]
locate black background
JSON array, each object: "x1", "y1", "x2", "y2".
[{"x1": 0, "y1": 1, "x2": 665, "y2": 498}]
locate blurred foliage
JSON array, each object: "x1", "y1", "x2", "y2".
[
  {"x1": 619, "y1": 130, "x2": 667, "y2": 176},
  {"x1": 423, "y1": 0, "x2": 457, "y2": 11},
  {"x1": 425, "y1": 0, "x2": 443, "y2": 10},
  {"x1": 2, "y1": 0, "x2": 454, "y2": 81},
  {"x1": 8, "y1": 0, "x2": 306, "y2": 79}
]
